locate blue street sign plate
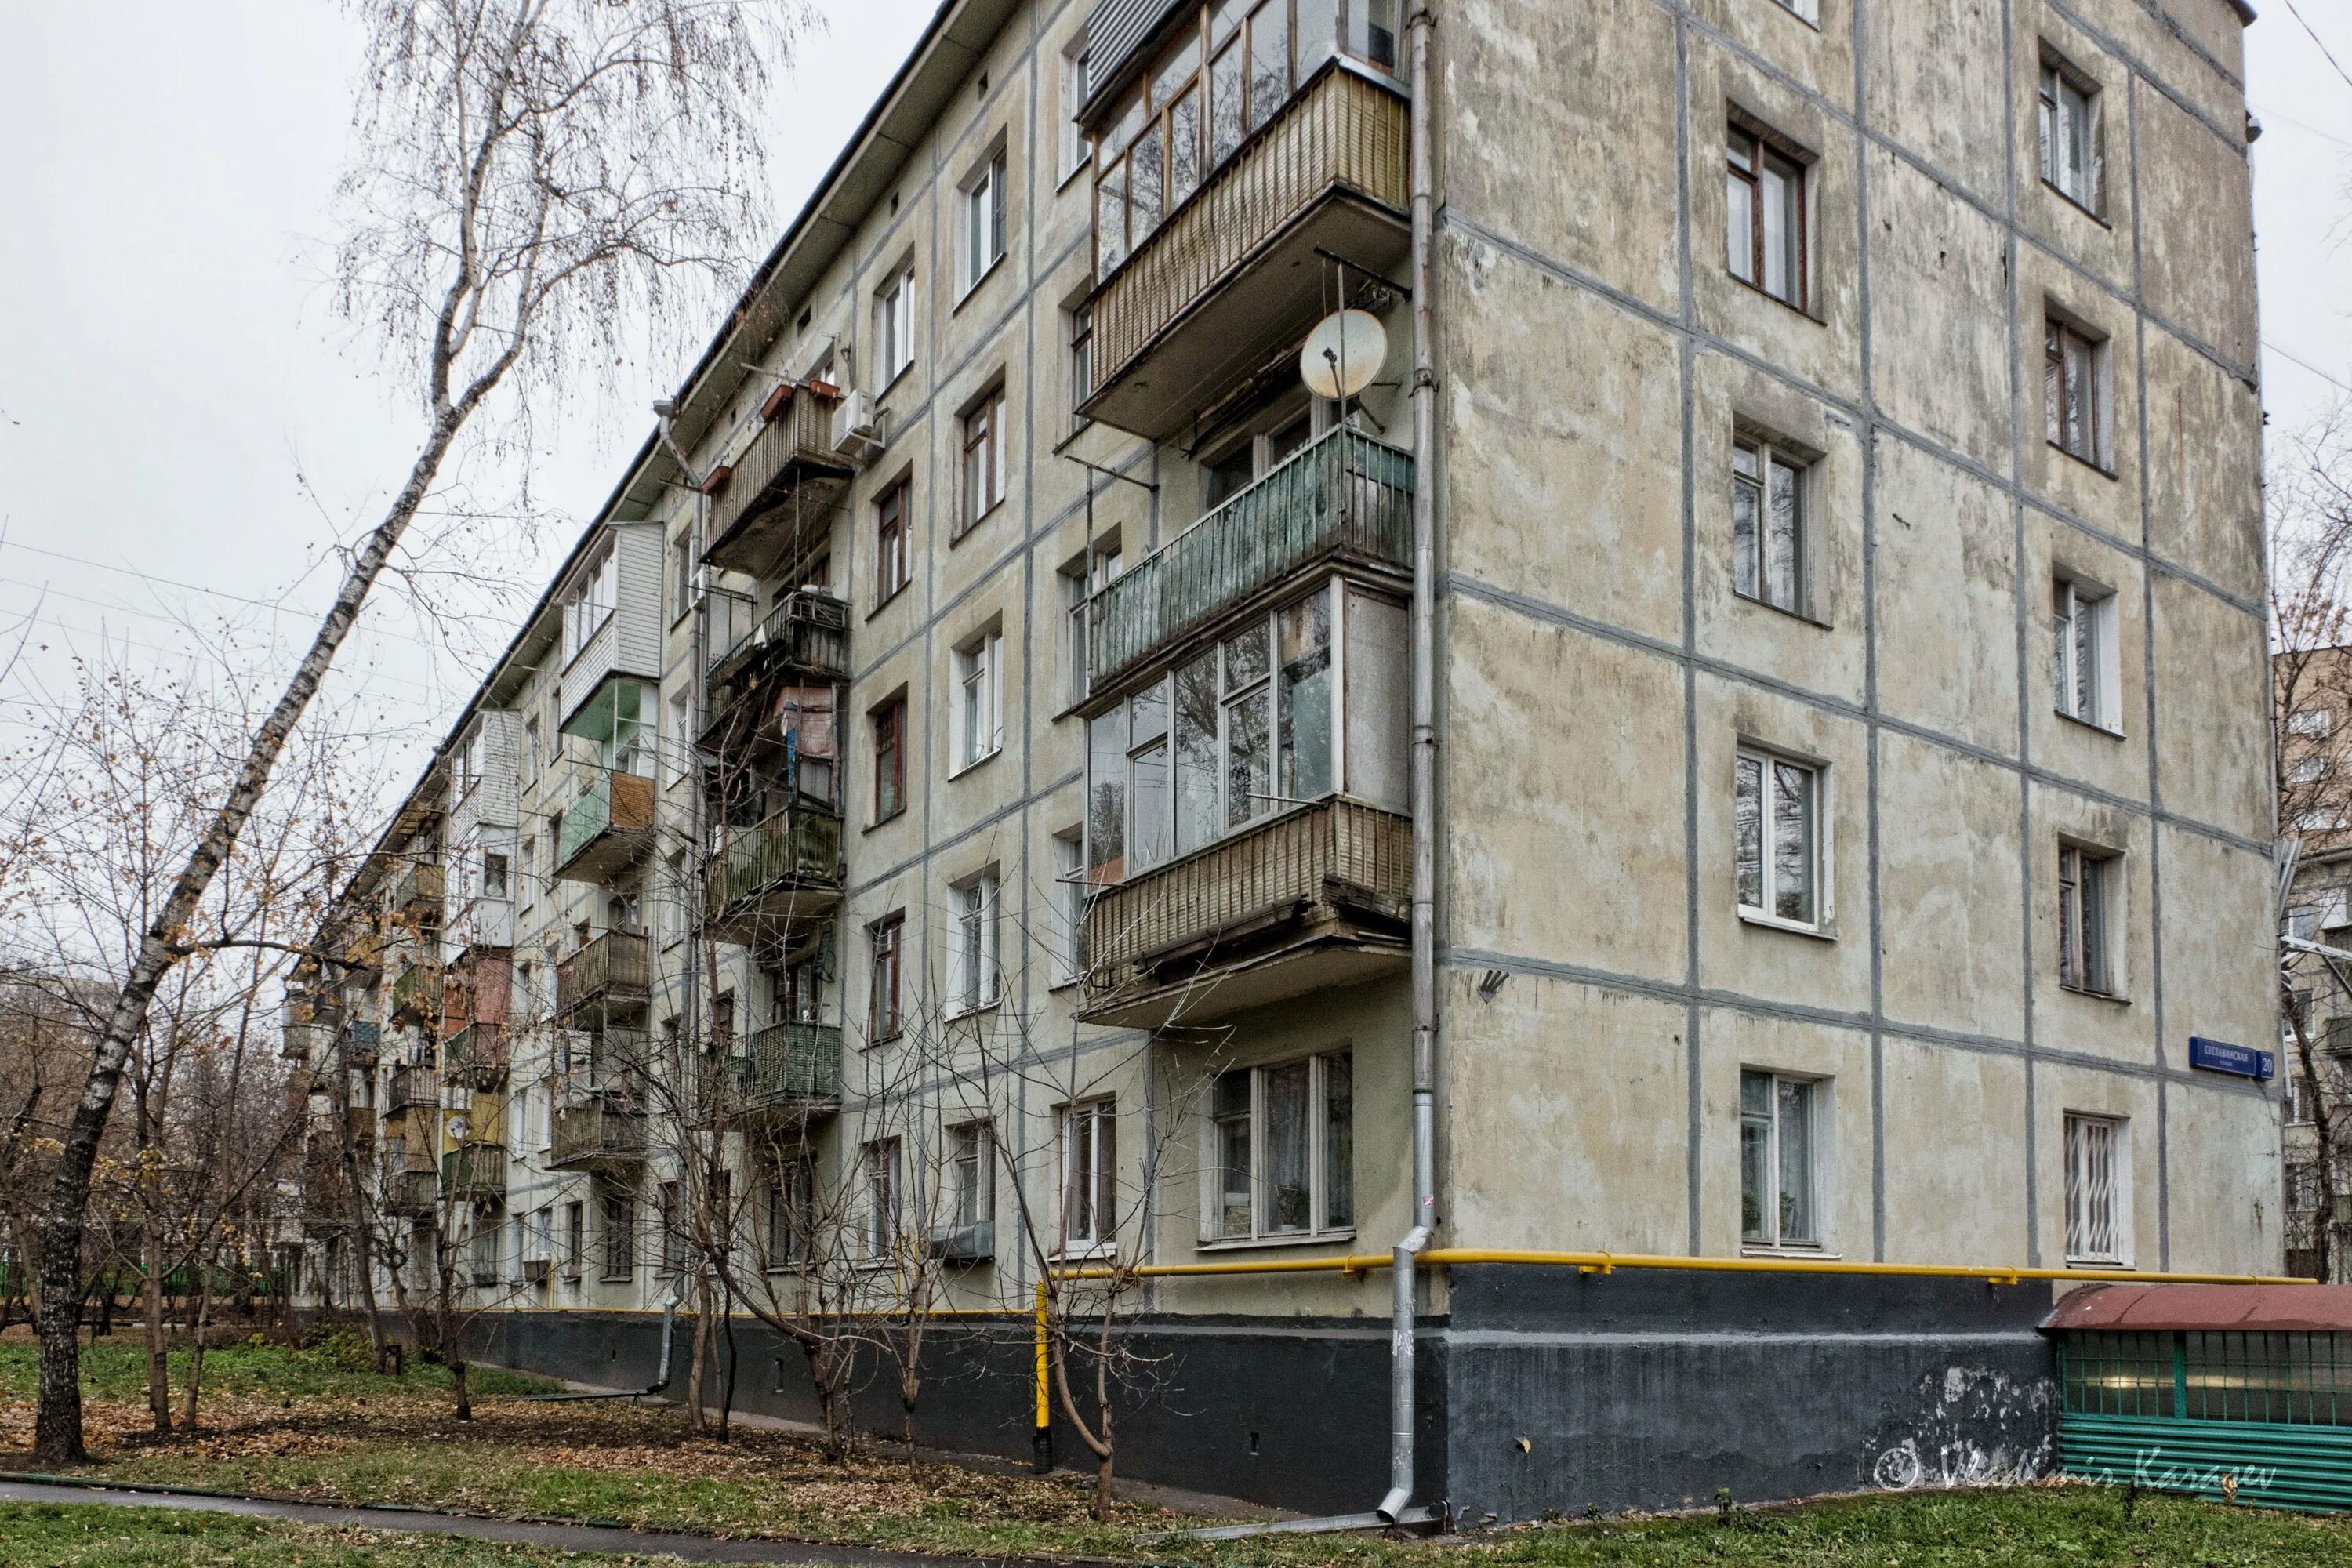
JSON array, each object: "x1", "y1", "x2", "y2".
[{"x1": 2187, "y1": 1036, "x2": 2274, "y2": 1081}]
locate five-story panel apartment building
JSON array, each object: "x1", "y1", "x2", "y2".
[{"x1": 287, "y1": 0, "x2": 2279, "y2": 1519}]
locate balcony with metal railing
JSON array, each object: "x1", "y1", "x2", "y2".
[
  {"x1": 550, "y1": 1098, "x2": 648, "y2": 1170},
  {"x1": 554, "y1": 768, "x2": 656, "y2": 885},
  {"x1": 703, "y1": 390, "x2": 854, "y2": 577},
  {"x1": 390, "y1": 960, "x2": 444, "y2": 1025},
  {"x1": 441, "y1": 1143, "x2": 507, "y2": 1203},
  {"x1": 387, "y1": 1065, "x2": 441, "y2": 1114},
  {"x1": 1080, "y1": 797, "x2": 1410, "y2": 1029},
  {"x1": 705, "y1": 808, "x2": 844, "y2": 946},
  {"x1": 1081, "y1": 63, "x2": 1410, "y2": 440},
  {"x1": 556, "y1": 930, "x2": 651, "y2": 1017},
  {"x1": 702, "y1": 590, "x2": 850, "y2": 751},
  {"x1": 395, "y1": 860, "x2": 445, "y2": 914},
  {"x1": 445, "y1": 1022, "x2": 508, "y2": 1091},
  {"x1": 1085, "y1": 427, "x2": 1411, "y2": 693},
  {"x1": 731, "y1": 1022, "x2": 843, "y2": 1120},
  {"x1": 389, "y1": 1168, "x2": 441, "y2": 1214},
  {"x1": 342, "y1": 1019, "x2": 383, "y2": 1068}
]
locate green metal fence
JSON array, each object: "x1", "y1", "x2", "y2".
[
  {"x1": 1084, "y1": 426, "x2": 1412, "y2": 690},
  {"x1": 2059, "y1": 1330, "x2": 2352, "y2": 1511}
]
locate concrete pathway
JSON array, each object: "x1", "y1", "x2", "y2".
[{"x1": 0, "y1": 1477, "x2": 1125, "y2": 1566}]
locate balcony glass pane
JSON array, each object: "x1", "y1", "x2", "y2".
[
  {"x1": 1265, "y1": 1060, "x2": 1311, "y2": 1232},
  {"x1": 1174, "y1": 655, "x2": 1220, "y2": 853},
  {"x1": 1248, "y1": 0, "x2": 1288, "y2": 132},
  {"x1": 1225, "y1": 685, "x2": 1269, "y2": 829},
  {"x1": 1278, "y1": 593, "x2": 1332, "y2": 801}
]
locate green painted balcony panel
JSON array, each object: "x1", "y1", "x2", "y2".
[
  {"x1": 734, "y1": 1022, "x2": 842, "y2": 1116},
  {"x1": 706, "y1": 809, "x2": 844, "y2": 942},
  {"x1": 387, "y1": 1065, "x2": 441, "y2": 1114},
  {"x1": 1085, "y1": 428, "x2": 1411, "y2": 691},
  {"x1": 441, "y1": 1142, "x2": 506, "y2": 1201},
  {"x1": 556, "y1": 769, "x2": 655, "y2": 884},
  {"x1": 555, "y1": 930, "x2": 650, "y2": 1015},
  {"x1": 390, "y1": 962, "x2": 444, "y2": 1024}
]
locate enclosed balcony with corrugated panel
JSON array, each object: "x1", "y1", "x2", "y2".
[
  {"x1": 441, "y1": 1142, "x2": 507, "y2": 1203},
  {"x1": 554, "y1": 768, "x2": 656, "y2": 884},
  {"x1": 1084, "y1": 426, "x2": 1410, "y2": 692},
  {"x1": 1080, "y1": 12, "x2": 1410, "y2": 442},
  {"x1": 702, "y1": 389, "x2": 854, "y2": 578}
]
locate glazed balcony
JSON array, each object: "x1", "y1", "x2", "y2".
[
  {"x1": 445, "y1": 1022, "x2": 509, "y2": 1091},
  {"x1": 1083, "y1": 64, "x2": 1410, "y2": 441},
  {"x1": 395, "y1": 860, "x2": 445, "y2": 916},
  {"x1": 1080, "y1": 797, "x2": 1410, "y2": 1029},
  {"x1": 703, "y1": 390, "x2": 855, "y2": 578},
  {"x1": 550, "y1": 1098, "x2": 648, "y2": 1170},
  {"x1": 556, "y1": 929, "x2": 650, "y2": 1017},
  {"x1": 1085, "y1": 427, "x2": 1410, "y2": 691},
  {"x1": 731, "y1": 1022, "x2": 843, "y2": 1120},
  {"x1": 441, "y1": 1142, "x2": 507, "y2": 1203},
  {"x1": 342, "y1": 1019, "x2": 383, "y2": 1069},
  {"x1": 554, "y1": 769, "x2": 656, "y2": 884},
  {"x1": 389, "y1": 961, "x2": 444, "y2": 1025},
  {"x1": 705, "y1": 808, "x2": 844, "y2": 946}
]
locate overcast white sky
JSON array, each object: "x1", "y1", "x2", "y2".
[{"x1": 0, "y1": 1, "x2": 2346, "y2": 801}]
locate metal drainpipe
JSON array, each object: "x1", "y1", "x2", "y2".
[{"x1": 1378, "y1": 0, "x2": 1439, "y2": 1529}]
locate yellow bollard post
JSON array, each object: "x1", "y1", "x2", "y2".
[{"x1": 1031, "y1": 1276, "x2": 1052, "y2": 1474}]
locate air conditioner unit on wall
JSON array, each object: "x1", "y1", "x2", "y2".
[{"x1": 830, "y1": 390, "x2": 884, "y2": 464}]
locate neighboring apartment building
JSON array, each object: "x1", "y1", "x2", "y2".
[
  {"x1": 2276, "y1": 645, "x2": 2352, "y2": 1282},
  {"x1": 285, "y1": 0, "x2": 2278, "y2": 1519}
]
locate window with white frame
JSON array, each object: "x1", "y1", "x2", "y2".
[
  {"x1": 1769, "y1": 0, "x2": 1819, "y2": 20},
  {"x1": 2045, "y1": 313, "x2": 2108, "y2": 469},
  {"x1": 2292, "y1": 755, "x2": 2332, "y2": 786},
  {"x1": 874, "y1": 265, "x2": 915, "y2": 389},
  {"x1": 961, "y1": 149, "x2": 1007, "y2": 295},
  {"x1": 2292, "y1": 707, "x2": 2335, "y2": 739},
  {"x1": 1058, "y1": 42, "x2": 1091, "y2": 184},
  {"x1": 865, "y1": 1138, "x2": 901, "y2": 1258},
  {"x1": 875, "y1": 481, "x2": 910, "y2": 605},
  {"x1": 2038, "y1": 52, "x2": 2102, "y2": 214},
  {"x1": 2063, "y1": 1112, "x2": 2129, "y2": 1265},
  {"x1": 951, "y1": 628, "x2": 1004, "y2": 772},
  {"x1": 1732, "y1": 433, "x2": 1808, "y2": 617},
  {"x1": 1087, "y1": 588, "x2": 1334, "y2": 881},
  {"x1": 1727, "y1": 122, "x2": 1807, "y2": 310},
  {"x1": 2052, "y1": 575, "x2": 2119, "y2": 730},
  {"x1": 2290, "y1": 1166, "x2": 2323, "y2": 1214},
  {"x1": 946, "y1": 1121, "x2": 994, "y2": 1230},
  {"x1": 2295, "y1": 808, "x2": 2352, "y2": 833},
  {"x1": 948, "y1": 869, "x2": 1000, "y2": 1015},
  {"x1": 1207, "y1": 1050, "x2": 1353, "y2": 1242},
  {"x1": 560, "y1": 546, "x2": 618, "y2": 665},
  {"x1": 1735, "y1": 746, "x2": 1823, "y2": 930},
  {"x1": 960, "y1": 386, "x2": 1007, "y2": 531},
  {"x1": 482, "y1": 851, "x2": 509, "y2": 900},
  {"x1": 1060, "y1": 1098, "x2": 1116, "y2": 1253},
  {"x1": 1051, "y1": 829, "x2": 1087, "y2": 988},
  {"x1": 1061, "y1": 542, "x2": 1123, "y2": 710},
  {"x1": 1740, "y1": 1069, "x2": 1822, "y2": 1248},
  {"x1": 2057, "y1": 842, "x2": 2119, "y2": 996}
]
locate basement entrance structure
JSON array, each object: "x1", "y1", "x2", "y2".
[{"x1": 2049, "y1": 1283, "x2": 2352, "y2": 1512}]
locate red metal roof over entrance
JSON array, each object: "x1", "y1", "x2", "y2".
[{"x1": 2044, "y1": 1283, "x2": 2352, "y2": 1334}]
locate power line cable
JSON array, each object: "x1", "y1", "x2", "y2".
[{"x1": 2283, "y1": 0, "x2": 2352, "y2": 98}]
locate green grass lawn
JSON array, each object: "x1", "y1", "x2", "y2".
[
  {"x1": 0, "y1": 1503, "x2": 651, "y2": 1567},
  {"x1": 0, "y1": 1334, "x2": 553, "y2": 1404},
  {"x1": 6, "y1": 1341, "x2": 2352, "y2": 1565}
]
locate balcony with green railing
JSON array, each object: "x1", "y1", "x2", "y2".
[
  {"x1": 705, "y1": 808, "x2": 844, "y2": 945},
  {"x1": 441, "y1": 1143, "x2": 506, "y2": 1203},
  {"x1": 1085, "y1": 427, "x2": 1411, "y2": 692},
  {"x1": 555, "y1": 768, "x2": 655, "y2": 885},
  {"x1": 389, "y1": 960, "x2": 444, "y2": 1025},
  {"x1": 731, "y1": 1022, "x2": 842, "y2": 1119}
]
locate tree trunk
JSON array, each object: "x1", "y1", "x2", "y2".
[
  {"x1": 183, "y1": 1259, "x2": 214, "y2": 1436},
  {"x1": 31, "y1": 413, "x2": 463, "y2": 1465},
  {"x1": 452, "y1": 1356, "x2": 473, "y2": 1421},
  {"x1": 143, "y1": 1225, "x2": 170, "y2": 1436},
  {"x1": 686, "y1": 1283, "x2": 710, "y2": 1432}
]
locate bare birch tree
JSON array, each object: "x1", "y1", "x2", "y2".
[{"x1": 31, "y1": 0, "x2": 802, "y2": 1461}]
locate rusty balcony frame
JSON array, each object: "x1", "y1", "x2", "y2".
[
  {"x1": 445, "y1": 1022, "x2": 510, "y2": 1090},
  {"x1": 704, "y1": 806, "x2": 844, "y2": 945},
  {"x1": 702, "y1": 389, "x2": 854, "y2": 577},
  {"x1": 387, "y1": 1064, "x2": 441, "y2": 1114},
  {"x1": 1080, "y1": 797, "x2": 1410, "y2": 1025},
  {"x1": 441, "y1": 1142, "x2": 508, "y2": 1203},
  {"x1": 706, "y1": 587, "x2": 851, "y2": 684},
  {"x1": 342, "y1": 1019, "x2": 383, "y2": 1068},
  {"x1": 731, "y1": 1021, "x2": 844, "y2": 1119},
  {"x1": 556, "y1": 929, "x2": 652, "y2": 1018},
  {"x1": 1081, "y1": 61, "x2": 1410, "y2": 440},
  {"x1": 554, "y1": 768, "x2": 657, "y2": 884},
  {"x1": 550, "y1": 1097, "x2": 649, "y2": 1170}
]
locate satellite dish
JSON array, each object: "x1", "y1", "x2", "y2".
[{"x1": 1300, "y1": 309, "x2": 1387, "y2": 401}]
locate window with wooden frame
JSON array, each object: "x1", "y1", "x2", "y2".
[
  {"x1": 874, "y1": 264, "x2": 915, "y2": 388},
  {"x1": 597, "y1": 1186, "x2": 634, "y2": 1281},
  {"x1": 1205, "y1": 1049, "x2": 1353, "y2": 1243},
  {"x1": 1726, "y1": 123, "x2": 1807, "y2": 310},
  {"x1": 960, "y1": 386, "x2": 1007, "y2": 532},
  {"x1": 1068, "y1": 304, "x2": 1094, "y2": 433},
  {"x1": 868, "y1": 912, "x2": 903, "y2": 1043},
  {"x1": 2057, "y1": 842, "x2": 2119, "y2": 996},
  {"x1": 2052, "y1": 574, "x2": 2119, "y2": 731},
  {"x1": 1058, "y1": 40, "x2": 1092, "y2": 184},
  {"x1": 1740, "y1": 1069, "x2": 1823, "y2": 1249},
  {"x1": 874, "y1": 481, "x2": 909, "y2": 606},
  {"x1": 2063, "y1": 1112, "x2": 2129, "y2": 1265},
  {"x1": 1732, "y1": 433, "x2": 1809, "y2": 618},
  {"x1": 946, "y1": 1120, "x2": 994, "y2": 1230},
  {"x1": 1735, "y1": 746, "x2": 1823, "y2": 931},
  {"x1": 658, "y1": 1181, "x2": 684, "y2": 1276},
  {"x1": 1051, "y1": 828, "x2": 1087, "y2": 987},
  {"x1": 960, "y1": 150, "x2": 1007, "y2": 296},
  {"x1": 2045, "y1": 313, "x2": 2108, "y2": 469},
  {"x1": 764, "y1": 1156, "x2": 814, "y2": 1267},
  {"x1": 864, "y1": 1138, "x2": 901, "y2": 1258},
  {"x1": 2038, "y1": 51, "x2": 2103, "y2": 215},
  {"x1": 872, "y1": 696, "x2": 906, "y2": 823},
  {"x1": 1059, "y1": 1098, "x2": 1117, "y2": 1253}
]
